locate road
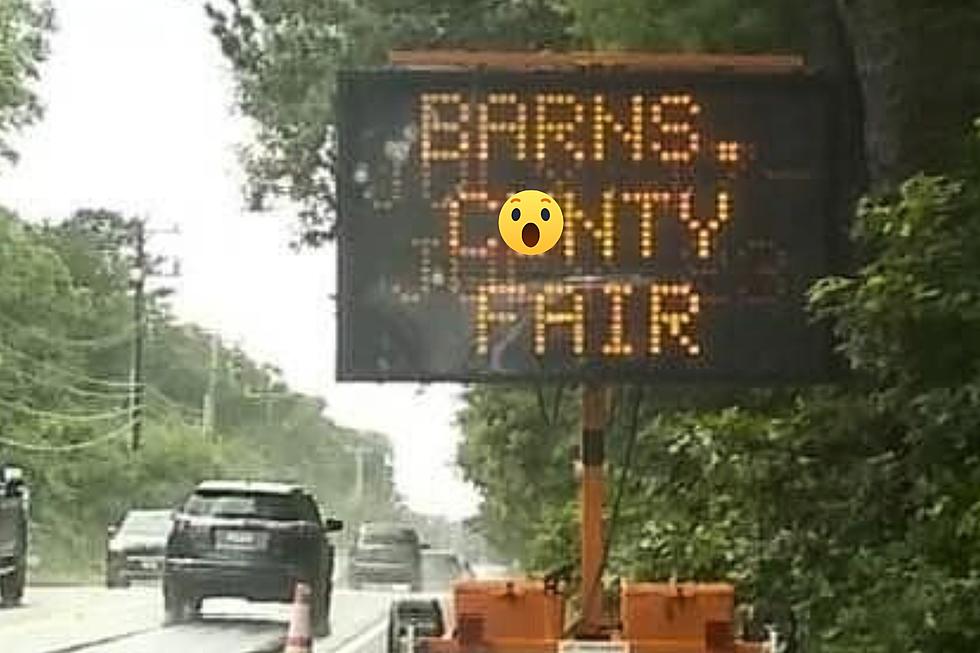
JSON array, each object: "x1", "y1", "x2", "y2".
[{"x1": 0, "y1": 584, "x2": 399, "y2": 653}]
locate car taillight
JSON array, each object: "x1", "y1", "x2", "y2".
[
  {"x1": 273, "y1": 522, "x2": 319, "y2": 542},
  {"x1": 191, "y1": 524, "x2": 212, "y2": 546},
  {"x1": 171, "y1": 516, "x2": 211, "y2": 548}
]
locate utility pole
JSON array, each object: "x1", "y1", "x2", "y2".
[
  {"x1": 353, "y1": 446, "x2": 367, "y2": 502},
  {"x1": 341, "y1": 444, "x2": 371, "y2": 503},
  {"x1": 263, "y1": 375, "x2": 274, "y2": 424},
  {"x1": 125, "y1": 219, "x2": 180, "y2": 451},
  {"x1": 242, "y1": 369, "x2": 289, "y2": 425},
  {"x1": 578, "y1": 384, "x2": 610, "y2": 637},
  {"x1": 129, "y1": 220, "x2": 146, "y2": 451},
  {"x1": 202, "y1": 332, "x2": 219, "y2": 441}
]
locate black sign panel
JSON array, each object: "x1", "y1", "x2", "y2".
[{"x1": 336, "y1": 68, "x2": 838, "y2": 382}]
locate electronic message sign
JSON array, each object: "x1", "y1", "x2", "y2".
[{"x1": 336, "y1": 66, "x2": 839, "y2": 382}]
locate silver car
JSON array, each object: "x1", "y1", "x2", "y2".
[{"x1": 106, "y1": 509, "x2": 173, "y2": 587}]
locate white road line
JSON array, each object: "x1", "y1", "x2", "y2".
[
  {"x1": 42, "y1": 626, "x2": 160, "y2": 653},
  {"x1": 329, "y1": 618, "x2": 387, "y2": 653}
]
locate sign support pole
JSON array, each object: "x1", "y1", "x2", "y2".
[{"x1": 579, "y1": 383, "x2": 608, "y2": 637}]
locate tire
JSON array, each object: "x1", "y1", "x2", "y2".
[
  {"x1": 387, "y1": 615, "x2": 401, "y2": 653},
  {"x1": 311, "y1": 581, "x2": 331, "y2": 638},
  {"x1": 106, "y1": 565, "x2": 128, "y2": 589},
  {"x1": 163, "y1": 580, "x2": 200, "y2": 625},
  {"x1": 188, "y1": 596, "x2": 203, "y2": 620},
  {"x1": 0, "y1": 562, "x2": 26, "y2": 607},
  {"x1": 163, "y1": 581, "x2": 184, "y2": 625}
]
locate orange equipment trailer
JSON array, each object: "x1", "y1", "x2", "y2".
[
  {"x1": 416, "y1": 381, "x2": 772, "y2": 653},
  {"x1": 389, "y1": 51, "x2": 789, "y2": 653}
]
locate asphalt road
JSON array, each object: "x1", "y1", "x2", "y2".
[{"x1": 0, "y1": 584, "x2": 398, "y2": 653}]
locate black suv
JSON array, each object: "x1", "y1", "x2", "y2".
[
  {"x1": 0, "y1": 465, "x2": 28, "y2": 607},
  {"x1": 163, "y1": 481, "x2": 342, "y2": 632},
  {"x1": 349, "y1": 522, "x2": 423, "y2": 590}
]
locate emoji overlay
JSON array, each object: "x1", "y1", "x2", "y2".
[{"x1": 497, "y1": 189, "x2": 564, "y2": 256}]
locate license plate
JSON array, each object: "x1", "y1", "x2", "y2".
[
  {"x1": 139, "y1": 560, "x2": 159, "y2": 570},
  {"x1": 559, "y1": 642, "x2": 630, "y2": 653},
  {"x1": 216, "y1": 529, "x2": 268, "y2": 551}
]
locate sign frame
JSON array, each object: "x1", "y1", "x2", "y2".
[{"x1": 335, "y1": 61, "x2": 845, "y2": 384}]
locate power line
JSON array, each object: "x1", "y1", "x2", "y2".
[
  {"x1": 0, "y1": 365, "x2": 132, "y2": 401},
  {"x1": 0, "y1": 379, "x2": 130, "y2": 403},
  {"x1": 145, "y1": 386, "x2": 203, "y2": 421},
  {"x1": 0, "y1": 395, "x2": 131, "y2": 423},
  {"x1": 0, "y1": 340, "x2": 136, "y2": 389},
  {"x1": 144, "y1": 402, "x2": 198, "y2": 426},
  {"x1": 0, "y1": 421, "x2": 134, "y2": 453},
  {"x1": 146, "y1": 386, "x2": 200, "y2": 412},
  {"x1": 0, "y1": 312, "x2": 134, "y2": 350}
]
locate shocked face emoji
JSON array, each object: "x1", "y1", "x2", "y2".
[{"x1": 497, "y1": 190, "x2": 564, "y2": 256}]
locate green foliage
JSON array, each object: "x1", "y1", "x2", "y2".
[
  {"x1": 565, "y1": 0, "x2": 804, "y2": 52},
  {"x1": 0, "y1": 0, "x2": 53, "y2": 163},
  {"x1": 811, "y1": 163, "x2": 980, "y2": 386},
  {"x1": 0, "y1": 206, "x2": 400, "y2": 579},
  {"x1": 205, "y1": 1, "x2": 980, "y2": 647},
  {"x1": 25, "y1": 424, "x2": 230, "y2": 578},
  {"x1": 458, "y1": 124, "x2": 980, "y2": 651},
  {"x1": 456, "y1": 385, "x2": 578, "y2": 560},
  {"x1": 205, "y1": 0, "x2": 577, "y2": 245},
  {"x1": 206, "y1": 0, "x2": 806, "y2": 244}
]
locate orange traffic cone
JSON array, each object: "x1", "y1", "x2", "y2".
[{"x1": 284, "y1": 582, "x2": 313, "y2": 653}]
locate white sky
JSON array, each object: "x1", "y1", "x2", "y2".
[{"x1": 0, "y1": 0, "x2": 479, "y2": 519}]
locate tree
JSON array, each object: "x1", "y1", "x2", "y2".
[
  {"x1": 831, "y1": 0, "x2": 980, "y2": 186},
  {"x1": 207, "y1": 2, "x2": 980, "y2": 649},
  {"x1": 0, "y1": 204, "x2": 402, "y2": 578},
  {"x1": 566, "y1": 0, "x2": 805, "y2": 52},
  {"x1": 456, "y1": 385, "x2": 579, "y2": 562},
  {"x1": 204, "y1": 0, "x2": 576, "y2": 245},
  {"x1": 207, "y1": 0, "x2": 980, "y2": 232},
  {"x1": 0, "y1": 0, "x2": 54, "y2": 163}
]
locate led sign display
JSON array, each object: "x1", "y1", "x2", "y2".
[{"x1": 336, "y1": 68, "x2": 838, "y2": 382}]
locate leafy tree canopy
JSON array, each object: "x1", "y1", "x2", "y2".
[
  {"x1": 0, "y1": 0, "x2": 53, "y2": 163},
  {"x1": 205, "y1": 0, "x2": 577, "y2": 245},
  {"x1": 0, "y1": 205, "x2": 403, "y2": 578},
  {"x1": 459, "y1": 124, "x2": 980, "y2": 652},
  {"x1": 202, "y1": 2, "x2": 980, "y2": 648}
]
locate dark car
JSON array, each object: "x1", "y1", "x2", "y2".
[
  {"x1": 0, "y1": 465, "x2": 28, "y2": 607},
  {"x1": 387, "y1": 598, "x2": 445, "y2": 653},
  {"x1": 163, "y1": 480, "x2": 342, "y2": 633},
  {"x1": 106, "y1": 509, "x2": 173, "y2": 587},
  {"x1": 349, "y1": 522, "x2": 423, "y2": 591}
]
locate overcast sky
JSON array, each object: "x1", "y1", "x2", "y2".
[{"x1": 0, "y1": 0, "x2": 479, "y2": 519}]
